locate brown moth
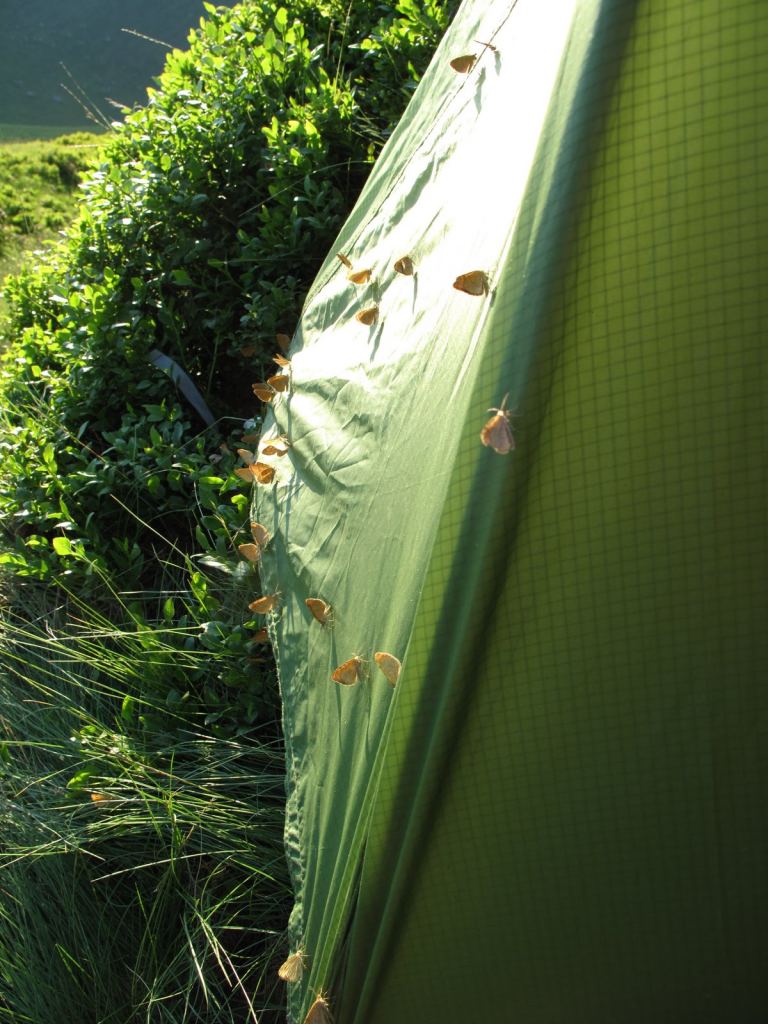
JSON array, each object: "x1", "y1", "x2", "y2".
[
  {"x1": 261, "y1": 440, "x2": 290, "y2": 457},
  {"x1": 393, "y1": 255, "x2": 414, "y2": 275},
  {"x1": 268, "y1": 373, "x2": 290, "y2": 392},
  {"x1": 241, "y1": 432, "x2": 260, "y2": 444},
  {"x1": 250, "y1": 522, "x2": 270, "y2": 549},
  {"x1": 305, "y1": 598, "x2": 333, "y2": 626},
  {"x1": 303, "y1": 993, "x2": 333, "y2": 1024},
  {"x1": 276, "y1": 332, "x2": 291, "y2": 353},
  {"x1": 331, "y1": 656, "x2": 363, "y2": 686},
  {"x1": 374, "y1": 651, "x2": 401, "y2": 686},
  {"x1": 278, "y1": 949, "x2": 307, "y2": 983},
  {"x1": 252, "y1": 627, "x2": 270, "y2": 644},
  {"x1": 252, "y1": 382, "x2": 276, "y2": 402},
  {"x1": 347, "y1": 268, "x2": 372, "y2": 285},
  {"x1": 237, "y1": 543, "x2": 262, "y2": 563},
  {"x1": 336, "y1": 253, "x2": 353, "y2": 269},
  {"x1": 453, "y1": 270, "x2": 489, "y2": 295},
  {"x1": 449, "y1": 53, "x2": 476, "y2": 73},
  {"x1": 237, "y1": 447, "x2": 256, "y2": 465},
  {"x1": 480, "y1": 393, "x2": 515, "y2": 454},
  {"x1": 250, "y1": 462, "x2": 276, "y2": 484},
  {"x1": 248, "y1": 593, "x2": 280, "y2": 614},
  {"x1": 239, "y1": 343, "x2": 258, "y2": 357},
  {"x1": 273, "y1": 353, "x2": 291, "y2": 367},
  {"x1": 355, "y1": 305, "x2": 378, "y2": 326},
  {"x1": 234, "y1": 467, "x2": 256, "y2": 483}
]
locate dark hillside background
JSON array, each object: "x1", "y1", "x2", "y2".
[{"x1": 0, "y1": 0, "x2": 234, "y2": 137}]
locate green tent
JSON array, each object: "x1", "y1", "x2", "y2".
[{"x1": 254, "y1": 0, "x2": 768, "y2": 1020}]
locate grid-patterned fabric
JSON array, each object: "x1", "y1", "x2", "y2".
[{"x1": 255, "y1": 1, "x2": 768, "y2": 1020}]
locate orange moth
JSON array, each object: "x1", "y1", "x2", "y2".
[
  {"x1": 238, "y1": 543, "x2": 261, "y2": 563},
  {"x1": 374, "y1": 651, "x2": 401, "y2": 686},
  {"x1": 449, "y1": 53, "x2": 476, "y2": 73},
  {"x1": 305, "y1": 598, "x2": 333, "y2": 626},
  {"x1": 241, "y1": 432, "x2": 260, "y2": 444},
  {"x1": 250, "y1": 522, "x2": 270, "y2": 549},
  {"x1": 453, "y1": 270, "x2": 489, "y2": 295},
  {"x1": 235, "y1": 467, "x2": 255, "y2": 483},
  {"x1": 237, "y1": 447, "x2": 256, "y2": 464},
  {"x1": 252, "y1": 382, "x2": 276, "y2": 402},
  {"x1": 248, "y1": 593, "x2": 280, "y2": 614},
  {"x1": 303, "y1": 993, "x2": 333, "y2": 1024},
  {"x1": 251, "y1": 462, "x2": 276, "y2": 484},
  {"x1": 273, "y1": 353, "x2": 291, "y2": 367},
  {"x1": 355, "y1": 305, "x2": 378, "y2": 326},
  {"x1": 347, "y1": 268, "x2": 372, "y2": 285},
  {"x1": 331, "y1": 656, "x2": 363, "y2": 686},
  {"x1": 276, "y1": 332, "x2": 291, "y2": 353},
  {"x1": 268, "y1": 373, "x2": 290, "y2": 392},
  {"x1": 261, "y1": 439, "x2": 290, "y2": 457},
  {"x1": 393, "y1": 255, "x2": 414, "y2": 275},
  {"x1": 90, "y1": 792, "x2": 112, "y2": 804},
  {"x1": 278, "y1": 949, "x2": 306, "y2": 983},
  {"x1": 336, "y1": 253, "x2": 353, "y2": 269},
  {"x1": 252, "y1": 627, "x2": 270, "y2": 644},
  {"x1": 239, "y1": 343, "x2": 258, "y2": 357},
  {"x1": 480, "y1": 393, "x2": 515, "y2": 454}
]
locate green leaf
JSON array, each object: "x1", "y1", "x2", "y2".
[{"x1": 52, "y1": 536, "x2": 73, "y2": 556}]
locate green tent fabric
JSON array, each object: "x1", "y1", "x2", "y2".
[{"x1": 253, "y1": 0, "x2": 768, "y2": 1020}]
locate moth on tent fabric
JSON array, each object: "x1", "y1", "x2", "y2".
[
  {"x1": 273, "y1": 353, "x2": 290, "y2": 367},
  {"x1": 347, "y1": 268, "x2": 372, "y2": 285},
  {"x1": 267, "y1": 373, "x2": 290, "y2": 392},
  {"x1": 480, "y1": 394, "x2": 515, "y2": 454},
  {"x1": 252, "y1": 381, "x2": 276, "y2": 402},
  {"x1": 237, "y1": 543, "x2": 261, "y2": 563},
  {"x1": 331, "y1": 656, "x2": 364, "y2": 686},
  {"x1": 250, "y1": 522, "x2": 270, "y2": 550},
  {"x1": 374, "y1": 651, "x2": 401, "y2": 686},
  {"x1": 355, "y1": 305, "x2": 379, "y2": 326},
  {"x1": 453, "y1": 270, "x2": 489, "y2": 295},
  {"x1": 449, "y1": 53, "x2": 476, "y2": 73},
  {"x1": 234, "y1": 461, "x2": 275, "y2": 485},
  {"x1": 277, "y1": 949, "x2": 306, "y2": 983},
  {"x1": 393, "y1": 255, "x2": 414, "y2": 275},
  {"x1": 336, "y1": 252, "x2": 353, "y2": 269},
  {"x1": 248, "y1": 593, "x2": 280, "y2": 614},
  {"x1": 305, "y1": 598, "x2": 333, "y2": 626},
  {"x1": 261, "y1": 438, "x2": 291, "y2": 457}
]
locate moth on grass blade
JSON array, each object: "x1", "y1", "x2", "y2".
[
  {"x1": 480, "y1": 393, "x2": 515, "y2": 454},
  {"x1": 278, "y1": 949, "x2": 307, "y2": 983},
  {"x1": 453, "y1": 270, "x2": 489, "y2": 296},
  {"x1": 347, "y1": 268, "x2": 372, "y2": 285},
  {"x1": 305, "y1": 597, "x2": 333, "y2": 626},
  {"x1": 248, "y1": 593, "x2": 280, "y2": 614},
  {"x1": 336, "y1": 252, "x2": 353, "y2": 269},
  {"x1": 331, "y1": 656, "x2": 364, "y2": 686},
  {"x1": 393, "y1": 255, "x2": 414, "y2": 276},
  {"x1": 355, "y1": 305, "x2": 378, "y2": 326},
  {"x1": 303, "y1": 992, "x2": 333, "y2": 1024},
  {"x1": 374, "y1": 651, "x2": 401, "y2": 686}
]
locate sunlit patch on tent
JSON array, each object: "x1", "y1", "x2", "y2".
[
  {"x1": 480, "y1": 393, "x2": 515, "y2": 454},
  {"x1": 305, "y1": 598, "x2": 333, "y2": 626},
  {"x1": 374, "y1": 651, "x2": 401, "y2": 686},
  {"x1": 331, "y1": 657, "x2": 363, "y2": 686},
  {"x1": 355, "y1": 305, "x2": 379, "y2": 326},
  {"x1": 453, "y1": 270, "x2": 489, "y2": 295}
]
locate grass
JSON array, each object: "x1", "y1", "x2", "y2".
[
  {"x1": 0, "y1": 582, "x2": 291, "y2": 1023},
  {"x1": 0, "y1": 132, "x2": 101, "y2": 312}
]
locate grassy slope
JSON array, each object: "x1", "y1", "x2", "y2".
[{"x1": 0, "y1": 133, "x2": 101, "y2": 310}]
